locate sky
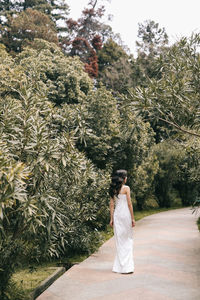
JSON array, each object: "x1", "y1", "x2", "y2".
[{"x1": 66, "y1": 0, "x2": 200, "y2": 56}]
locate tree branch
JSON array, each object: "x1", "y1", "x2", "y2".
[{"x1": 158, "y1": 117, "x2": 200, "y2": 138}]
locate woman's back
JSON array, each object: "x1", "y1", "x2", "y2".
[
  {"x1": 113, "y1": 186, "x2": 134, "y2": 273},
  {"x1": 115, "y1": 185, "x2": 130, "y2": 210},
  {"x1": 114, "y1": 193, "x2": 130, "y2": 218},
  {"x1": 109, "y1": 171, "x2": 135, "y2": 273}
]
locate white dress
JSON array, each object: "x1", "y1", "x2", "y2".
[{"x1": 112, "y1": 192, "x2": 134, "y2": 273}]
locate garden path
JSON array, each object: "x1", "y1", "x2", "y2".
[{"x1": 37, "y1": 207, "x2": 200, "y2": 300}]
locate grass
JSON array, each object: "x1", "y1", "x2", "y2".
[
  {"x1": 12, "y1": 264, "x2": 58, "y2": 295},
  {"x1": 11, "y1": 255, "x2": 91, "y2": 300},
  {"x1": 11, "y1": 206, "x2": 183, "y2": 299},
  {"x1": 197, "y1": 217, "x2": 200, "y2": 231}
]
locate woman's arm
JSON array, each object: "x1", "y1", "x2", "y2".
[
  {"x1": 126, "y1": 186, "x2": 136, "y2": 227},
  {"x1": 109, "y1": 197, "x2": 114, "y2": 227}
]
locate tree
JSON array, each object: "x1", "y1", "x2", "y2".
[
  {"x1": 0, "y1": 8, "x2": 58, "y2": 53},
  {"x1": 99, "y1": 56, "x2": 133, "y2": 94},
  {"x1": 97, "y1": 38, "x2": 134, "y2": 93},
  {"x1": 76, "y1": 85, "x2": 121, "y2": 168},
  {"x1": 110, "y1": 95, "x2": 156, "y2": 199},
  {"x1": 153, "y1": 141, "x2": 184, "y2": 208},
  {"x1": 62, "y1": 0, "x2": 108, "y2": 77},
  {"x1": 0, "y1": 0, "x2": 69, "y2": 53},
  {"x1": 98, "y1": 38, "x2": 129, "y2": 70},
  {"x1": 134, "y1": 153, "x2": 159, "y2": 210},
  {"x1": 15, "y1": 38, "x2": 92, "y2": 104},
  {"x1": 0, "y1": 0, "x2": 69, "y2": 27},
  {"x1": 128, "y1": 33, "x2": 200, "y2": 208},
  {"x1": 176, "y1": 137, "x2": 200, "y2": 206},
  {"x1": 134, "y1": 20, "x2": 169, "y2": 86},
  {"x1": 136, "y1": 19, "x2": 168, "y2": 55},
  {"x1": 131, "y1": 33, "x2": 200, "y2": 138}
]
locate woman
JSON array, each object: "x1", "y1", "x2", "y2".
[{"x1": 109, "y1": 170, "x2": 135, "y2": 273}]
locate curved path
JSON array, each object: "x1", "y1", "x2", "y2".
[{"x1": 37, "y1": 208, "x2": 200, "y2": 300}]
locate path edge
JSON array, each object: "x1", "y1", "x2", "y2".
[{"x1": 29, "y1": 266, "x2": 65, "y2": 300}]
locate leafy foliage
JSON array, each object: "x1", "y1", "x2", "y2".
[
  {"x1": 131, "y1": 34, "x2": 200, "y2": 137},
  {"x1": 0, "y1": 43, "x2": 110, "y2": 296},
  {"x1": 1, "y1": 3, "x2": 200, "y2": 294},
  {"x1": 134, "y1": 20, "x2": 169, "y2": 87},
  {"x1": 62, "y1": 0, "x2": 106, "y2": 77},
  {"x1": 136, "y1": 19, "x2": 169, "y2": 55},
  {"x1": 98, "y1": 39, "x2": 134, "y2": 93},
  {"x1": 0, "y1": 9, "x2": 58, "y2": 53},
  {"x1": 152, "y1": 141, "x2": 184, "y2": 208},
  {"x1": 112, "y1": 96, "x2": 156, "y2": 191},
  {"x1": 0, "y1": 0, "x2": 69, "y2": 30},
  {"x1": 134, "y1": 153, "x2": 159, "y2": 210},
  {"x1": 76, "y1": 86, "x2": 121, "y2": 168},
  {"x1": 16, "y1": 39, "x2": 92, "y2": 104},
  {"x1": 177, "y1": 137, "x2": 200, "y2": 206}
]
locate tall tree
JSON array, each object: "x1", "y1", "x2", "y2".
[
  {"x1": 0, "y1": 8, "x2": 58, "y2": 53},
  {"x1": 62, "y1": 0, "x2": 109, "y2": 78},
  {"x1": 136, "y1": 19, "x2": 168, "y2": 55},
  {"x1": 0, "y1": 0, "x2": 69, "y2": 36},
  {"x1": 98, "y1": 38, "x2": 133, "y2": 93},
  {"x1": 135, "y1": 20, "x2": 169, "y2": 85}
]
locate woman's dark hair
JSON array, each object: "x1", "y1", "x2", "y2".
[
  {"x1": 115, "y1": 169, "x2": 127, "y2": 180},
  {"x1": 109, "y1": 169, "x2": 127, "y2": 198}
]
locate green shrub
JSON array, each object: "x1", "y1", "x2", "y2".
[{"x1": 0, "y1": 45, "x2": 110, "y2": 295}]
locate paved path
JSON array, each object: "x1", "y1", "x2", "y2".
[{"x1": 37, "y1": 208, "x2": 200, "y2": 300}]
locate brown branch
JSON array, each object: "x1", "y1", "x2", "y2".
[
  {"x1": 159, "y1": 117, "x2": 200, "y2": 138},
  {"x1": 92, "y1": 0, "x2": 98, "y2": 9}
]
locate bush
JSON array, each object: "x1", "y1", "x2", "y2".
[
  {"x1": 0, "y1": 44, "x2": 111, "y2": 295},
  {"x1": 134, "y1": 153, "x2": 159, "y2": 210},
  {"x1": 153, "y1": 141, "x2": 184, "y2": 207}
]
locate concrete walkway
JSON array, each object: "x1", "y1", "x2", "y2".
[{"x1": 37, "y1": 208, "x2": 200, "y2": 300}]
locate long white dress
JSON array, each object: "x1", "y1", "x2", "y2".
[{"x1": 112, "y1": 192, "x2": 134, "y2": 273}]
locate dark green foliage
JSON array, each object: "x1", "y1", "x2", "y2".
[
  {"x1": 153, "y1": 141, "x2": 183, "y2": 207},
  {"x1": 176, "y1": 138, "x2": 200, "y2": 206},
  {"x1": 76, "y1": 86, "x2": 121, "y2": 168},
  {"x1": 0, "y1": 238, "x2": 24, "y2": 298},
  {"x1": 133, "y1": 153, "x2": 159, "y2": 210},
  {"x1": 151, "y1": 139, "x2": 200, "y2": 208},
  {"x1": 98, "y1": 38, "x2": 128, "y2": 71},
  {"x1": 98, "y1": 39, "x2": 134, "y2": 93}
]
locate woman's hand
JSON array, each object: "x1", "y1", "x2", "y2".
[
  {"x1": 110, "y1": 220, "x2": 113, "y2": 227},
  {"x1": 132, "y1": 219, "x2": 136, "y2": 227}
]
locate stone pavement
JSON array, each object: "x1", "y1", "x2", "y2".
[{"x1": 37, "y1": 208, "x2": 200, "y2": 300}]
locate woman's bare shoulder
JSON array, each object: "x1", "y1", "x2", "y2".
[
  {"x1": 124, "y1": 185, "x2": 130, "y2": 189},
  {"x1": 123, "y1": 185, "x2": 130, "y2": 193}
]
